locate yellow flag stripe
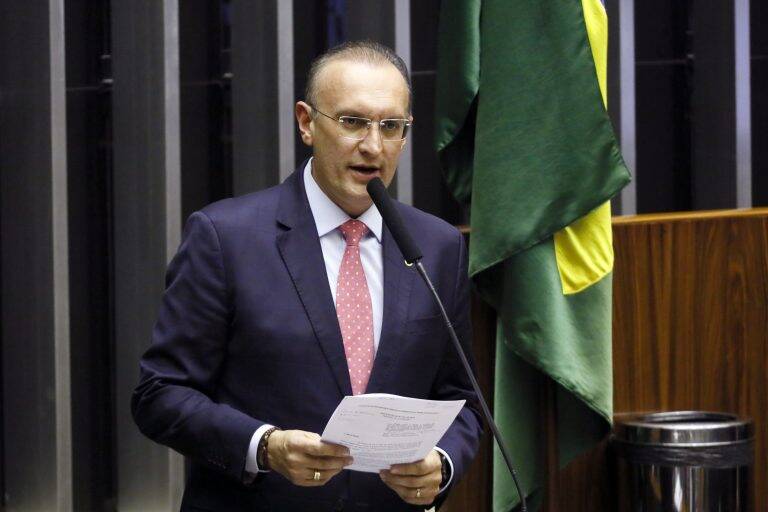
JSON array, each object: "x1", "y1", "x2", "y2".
[
  {"x1": 553, "y1": 0, "x2": 614, "y2": 295},
  {"x1": 584, "y1": 0, "x2": 608, "y2": 108}
]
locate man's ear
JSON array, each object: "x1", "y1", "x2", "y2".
[{"x1": 295, "y1": 101, "x2": 314, "y2": 146}]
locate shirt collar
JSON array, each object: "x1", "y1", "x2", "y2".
[{"x1": 303, "y1": 158, "x2": 383, "y2": 242}]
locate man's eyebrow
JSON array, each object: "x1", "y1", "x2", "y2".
[
  {"x1": 336, "y1": 109, "x2": 368, "y2": 118},
  {"x1": 337, "y1": 109, "x2": 408, "y2": 119}
]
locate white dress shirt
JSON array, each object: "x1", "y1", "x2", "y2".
[{"x1": 245, "y1": 160, "x2": 453, "y2": 491}]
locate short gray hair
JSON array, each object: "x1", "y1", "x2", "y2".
[{"x1": 305, "y1": 40, "x2": 412, "y2": 113}]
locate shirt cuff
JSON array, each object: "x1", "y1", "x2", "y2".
[
  {"x1": 245, "y1": 424, "x2": 276, "y2": 474},
  {"x1": 434, "y1": 447, "x2": 454, "y2": 493}
]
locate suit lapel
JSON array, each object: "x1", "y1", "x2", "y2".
[
  {"x1": 276, "y1": 169, "x2": 352, "y2": 397},
  {"x1": 366, "y1": 225, "x2": 416, "y2": 393}
]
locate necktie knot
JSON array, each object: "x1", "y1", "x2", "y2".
[{"x1": 339, "y1": 219, "x2": 369, "y2": 247}]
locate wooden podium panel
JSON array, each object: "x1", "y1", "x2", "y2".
[
  {"x1": 556, "y1": 208, "x2": 768, "y2": 510},
  {"x1": 445, "y1": 209, "x2": 768, "y2": 511}
]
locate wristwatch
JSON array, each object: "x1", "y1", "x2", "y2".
[
  {"x1": 438, "y1": 452, "x2": 450, "y2": 488},
  {"x1": 257, "y1": 427, "x2": 279, "y2": 471}
]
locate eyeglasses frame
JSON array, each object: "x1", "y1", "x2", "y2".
[{"x1": 308, "y1": 104, "x2": 412, "y2": 142}]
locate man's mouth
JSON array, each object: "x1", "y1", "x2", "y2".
[{"x1": 349, "y1": 165, "x2": 380, "y2": 175}]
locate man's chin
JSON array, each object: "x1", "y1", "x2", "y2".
[{"x1": 339, "y1": 189, "x2": 375, "y2": 216}]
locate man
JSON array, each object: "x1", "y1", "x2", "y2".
[{"x1": 133, "y1": 40, "x2": 482, "y2": 511}]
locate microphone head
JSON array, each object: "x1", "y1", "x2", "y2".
[
  {"x1": 365, "y1": 177, "x2": 387, "y2": 204},
  {"x1": 367, "y1": 178, "x2": 423, "y2": 264}
]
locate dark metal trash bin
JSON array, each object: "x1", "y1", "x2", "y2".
[{"x1": 612, "y1": 411, "x2": 754, "y2": 512}]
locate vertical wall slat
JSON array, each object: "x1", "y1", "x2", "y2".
[
  {"x1": 50, "y1": 0, "x2": 73, "y2": 509},
  {"x1": 278, "y1": 0, "x2": 296, "y2": 182},
  {"x1": 0, "y1": 0, "x2": 72, "y2": 509},
  {"x1": 619, "y1": 0, "x2": 637, "y2": 215},
  {"x1": 162, "y1": 1, "x2": 185, "y2": 509},
  {"x1": 164, "y1": 0, "x2": 182, "y2": 255},
  {"x1": 111, "y1": 1, "x2": 183, "y2": 510},
  {"x1": 394, "y1": 0, "x2": 413, "y2": 205},
  {"x1": 735, "y1": 0, "x2": 752, "y2": 208}
]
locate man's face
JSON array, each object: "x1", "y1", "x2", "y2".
[{"x1": 296, "y1": 59, "x2": 411, "y2": 217}]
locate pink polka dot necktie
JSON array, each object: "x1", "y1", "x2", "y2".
[{"x1": 336, "y1": 220, "x2": 374, "y2": 395}]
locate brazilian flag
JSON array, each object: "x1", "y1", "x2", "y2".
[{"x1": 435, "y1": 1, "x2": 631, "y2": 510}]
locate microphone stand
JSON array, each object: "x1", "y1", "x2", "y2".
[
  {"x1": 413, "y1": 260, "x2": 527, "y2": 512},
  {"x1": 367, "y1": 177, "x2": 526, "y2": 510}
]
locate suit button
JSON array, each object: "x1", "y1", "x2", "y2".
[{"x1": 333, "y1": 498, "x2": 345, "y2": 511}]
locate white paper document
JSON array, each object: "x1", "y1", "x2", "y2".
[{"x1": 320, "y1": 393, "x2": 465, "y2": 473}]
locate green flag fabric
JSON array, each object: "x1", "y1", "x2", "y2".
[{"x1": 435, "y1": 1, "x2": 631, "y2": 510}]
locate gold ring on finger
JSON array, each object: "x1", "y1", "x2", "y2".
[
  {"x1": 416, "y1": 488, "x2": 422, "y2": 499},
  {"x1": 313, "y1": 470, "x2": 321, "y2": 481}
]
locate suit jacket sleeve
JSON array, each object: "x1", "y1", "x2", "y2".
[
  {"x1": 131, "y1": 211, "x2": 263, "y2": 483},
  {"x1": 433, "y1": 230, "x2": 483, "y2": 491}
]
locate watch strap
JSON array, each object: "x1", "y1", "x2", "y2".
[{"x1": 257, "y1": 427, "x2": 279, "y2": 471}]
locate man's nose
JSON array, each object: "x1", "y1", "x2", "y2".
[{"x1": 358, "y1": 123, "x2": 383, "y2": 155}]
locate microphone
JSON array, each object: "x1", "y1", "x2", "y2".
[
  {"x1": 366, "y1": 178, "x2": 527, "y2": 511},
  {"x1": 366, "y1": 178, "x2": 422, "y2": 264}
]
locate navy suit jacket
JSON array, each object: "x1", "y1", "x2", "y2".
[{"x1": 132, "y1": 165, "x2": 483, "y2": 512}]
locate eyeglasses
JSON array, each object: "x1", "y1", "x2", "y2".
[{"x1": 310, "y1": 105, "x2": 412, "y2": 142}]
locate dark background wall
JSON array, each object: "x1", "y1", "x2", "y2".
[
  {"x1": 753, "y1": 1, "x2": 768, "y2": 206},
  {"x1": 0, "y1": 0, "x2": 766, "y2": 510},
  {"x1": 634, "y1": 0, "x2": 692, "y2": 213}
]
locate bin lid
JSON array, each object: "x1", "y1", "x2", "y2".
[{"x1": 613, "y1": 411, "x2": 753, "y2": 446}]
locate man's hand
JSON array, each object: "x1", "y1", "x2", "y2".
[
  {"x1": 379, "y1": 449, "x2": 443, "y2": 506},
  {"x1": 267, "y1": 430, "x2": 353, "y2": 487}
]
